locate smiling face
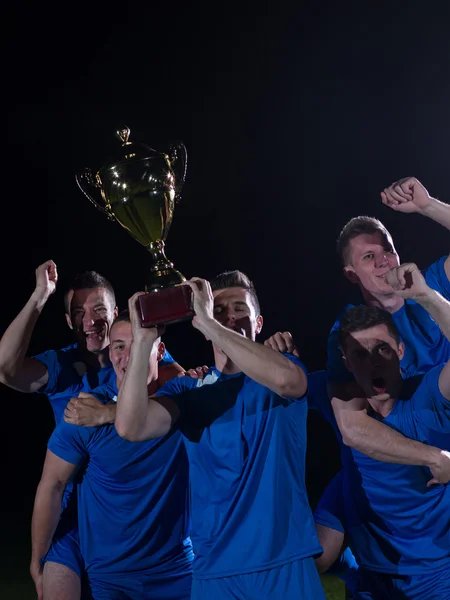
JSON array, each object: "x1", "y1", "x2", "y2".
[
  {"x1": 344, "y1": 231, "x2": 400, "y2": 296},
  {"x1": 212, "y1": 287, "x2": 263, "y2": 341},
  {"x1": 342, "y1": 323, "x2": 404, "y2": 401},
  {"x1": 65, "y1": 287, "x2": 118, "y2": 354},
  {"x1": 109, "y1": 319, "x2": 164, "y2": 388}
]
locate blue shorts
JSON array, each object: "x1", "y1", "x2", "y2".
[
  {"x1": 191, "y1": 557, "x2": 325, "y2": 600},
  {"x1": 355, "y1": 567, "x2": 450, "y2": 600},
  {"x1": 87, "y1": 570, "x2": 192, "y2": 599},
  {"x1": 42, "y1": 524, "x2": 84, "y2": 579}
]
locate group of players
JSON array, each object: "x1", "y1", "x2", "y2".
[{"x1": 0, "y1": 175, "x2": 449, "y2": 599}]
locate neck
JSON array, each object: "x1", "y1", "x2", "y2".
[
  {"x1": 360, "y1": 288, "x2": 404, "y2": 314},
  {"x1": 80, "y1": 346, "x2": 111, "y2": 369},
  {"x1": 368, "y1": 396, "x2": 395, "y2": 418},
  {"x1": 213, "y1": 347, "x2": 242, "y2": 375}
]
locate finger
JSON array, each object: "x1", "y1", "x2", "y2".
[
  {"x1": 128, "y1": 292, "x2": 147, "y2": 316},
  {"x1": 78, "y1": 392, "x2": 92, "y2": 399},
  {"x1": 293, "y1": 348, "x2": 300, "y2": 358},
  {"x1": 383, "y1": 189, "x2": 400, "y2": 205},
  {"x1": 264, "y1": 338, "x2": 280, "y2": 352},
  {"x1": 388, "y1": 188, "x2": 408, "y2": 203},
  {"x1": 177, "y1": 371, "x2": 186, "y2": 378},
  {"x1": 426, "y1": 477, "x2": 440, "y2": 488},
  {"x1": 393, "y1": 184, "x2": 412, "y2": 201},
  {"x1": 201, "y1": 365, "x2": 209, "y2": 373},
  {"x1": 281, "y1": 332, "x2": 296, "y2": 353}
]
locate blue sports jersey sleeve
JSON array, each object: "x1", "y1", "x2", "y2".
[
  {"x1": 155, "y1": 373, "x2": 199, "y2": 418},
  {"x1": 91, "y1": 381, "x2": 118, "y2": 404},
  {"x1": 326, "y1": 305, "x2": 355, "y2": 384},
  {"x1": 32, "y1": 348, "x2": 64, "y2": 396},
  {"x1": 48, "y1": 420, "x2": 92, "y2": 466},
  {"x1": 411, "y1": 364, "x2": 450, "y2": 433},
  {"x1": 160, "y1": 348, "x2": 175, "y2": 366},
  {"x1": 423, "y1": 256, "x2": 450, "y2": 301}
]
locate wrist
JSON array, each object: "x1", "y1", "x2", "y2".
[
  {"x1": 426, "y1": 445, "x2": 443, "y2": 469},
  {"x1": 413, "y1": 287, "x2": 438, "y2": 306},
  {"x1": 31, "y1": 288, "x2": 50, "y2": 309},
  {"x1": 419, "y1": 196, "x2": 439, "y2": 217},
  {"x1": 103, "y1": 403, "x2": 116, "y2": 424}
]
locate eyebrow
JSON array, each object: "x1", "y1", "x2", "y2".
[{"x1": 111, "y1": 338, "x2": 126, "y2": 344}]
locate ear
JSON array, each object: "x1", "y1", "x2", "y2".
[
  {"x1": 113, "y1": 306, "x2": 119, "y2": 319},
  {"x1": 156, "y1": 341, "x2": 165, "y2": 362},
  {"x1": 397, "y1": 341, "x2": 405, "y2": 361},
  {"x1": 255, "y1": 315, "x2": 263, "y2": 335},
  {"x1": 343, "y1": 266, "x2": 359, "y2": 285},
  {"x1": 65, "y1": 313, "x2": 73, "y2": 330}
]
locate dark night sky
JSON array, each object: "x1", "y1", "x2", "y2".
[{"x1": 1, "y1": 0, "x2": 449, "y2": 565}]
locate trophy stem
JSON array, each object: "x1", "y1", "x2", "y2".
[{"x1": 145, "y1": 240, "x2": 186, "y2": 293}]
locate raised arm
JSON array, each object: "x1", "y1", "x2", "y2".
[
  {"x1": 186, "y1": 279, "x2": 307, "y2": 398},
  {"x1": 0, "y1": 261, "x2": 58, "y2": 393},
  {"x1": 382, "y1": 177, "x2": 450, "y2": 279},
  {"x1": 387, "y1": 262, "x2": 450, "y2": 400},
  {"x1": 30, "y1": 449, "x2": 77, "y2": 598},
  {"x1": 115, "y1": 293, "x2": 180, "y2": 442}
]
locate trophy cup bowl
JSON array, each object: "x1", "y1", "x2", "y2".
[{"x1": 76, "y1": 126, "x2": 194, "y2": 327}]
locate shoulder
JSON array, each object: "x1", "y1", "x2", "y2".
[
  {"x1": 156, "y1": 372, "x2": 204, "y2": 398},
  {"x1": 328, "y1": 303, "x2": 357, "y2": 336},
  {"x1": 412, "y1": 364, "x2": 445, "y2": 401}
]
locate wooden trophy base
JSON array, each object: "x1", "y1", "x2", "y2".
[{"x1": 138, "y1": 285, "x2": 194, "y2": 327}]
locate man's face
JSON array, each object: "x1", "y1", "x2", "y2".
[
  {"x1": 109, "y1": 320, "x2": 163, "y2": 388},
  {"x1": 212, "y1": 287, "x2": 263, "y2": 341},
  {"x1": 344, "y1": 231, "x2": 400, "y2": 296},
  {"x1": 66, "y1": 287, "x2": 118, "y2": 354},
  {"x1": 343, "y1": 323, "x2": 404, "y2": 401}
]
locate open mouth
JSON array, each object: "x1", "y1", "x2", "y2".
[{"x1": 372, "y1": 377, "x2": 386, "y2": 394}]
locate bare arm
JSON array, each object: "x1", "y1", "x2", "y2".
[
  {"x1": 202, "y1": 321, "x2": 307, "y2": 398},
  {"x1": 332, "y1": 396, "x2": 450, "y2": 485},
  {"x1": 0, "y1": 261, "x2": 58, "y2": 393},
  {"x1": 187, "y1": 279, "x2": 307, "y2": 398},
  {"x1": 30, "y1": 450, "x2": 77, "y2": 579},
  {"x1": 115, "y1": 293, "x2": 180, "y2": 442},
  {"x1": 315, "y1": 524, "x2": 345, "y2": 574}
]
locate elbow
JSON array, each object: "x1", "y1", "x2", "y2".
[
  {"x1": 115, "y1": 419, "x2": 142, "y2": 442},
  {"x1": 277, "y1": 365, "x2": 308, "y2": 399}
]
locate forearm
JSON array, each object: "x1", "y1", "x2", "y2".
[
  {"x1": 415, "y1": 289, "x2": 450, "y2": 341},
  {"x1": 0, "y1": 289, "x2": 48, "y2": 380},
  {"x1": 115, "y1": 340, "x2": 157, "y2": 440},
  {"x1": 201, "y1": 320, "x2": 307, "y2": 397},
  {"x1": 339, "y1": 409, "x2": 441, "y2": 466},
  {"x1": 421, "y1": 197, "x2": 450, "y2": 231},
  {"x1": 31, "y1": 481, "x2": 64, "y2": 566}
]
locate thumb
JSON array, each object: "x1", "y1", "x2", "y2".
[
  {"x1": 426, "y1": 477, "x2": 440, "y2": 488},
  {"x1": 293, "y1": 348, "x2": 300, "y2": 358},
  {"x1": 78, "y1": 392, "x2": 91, "y2": 399}
]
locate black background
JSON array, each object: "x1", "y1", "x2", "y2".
[{"x1": 1, "y1": 0, "x2": 449, "y2": 586}]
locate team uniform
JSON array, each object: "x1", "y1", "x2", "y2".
[
  {"x1": 34, "y1": 344, "x2": 175, "y2": 580},
  {"x1": 155, "y1": 355, "x2": 325, "y2": 600},
  {"x1": 315, "y1": 365, "x2": 450, "y2": 599},
  {"x1": 45, "y1": 386, "x2": 192, "y2": 600}
]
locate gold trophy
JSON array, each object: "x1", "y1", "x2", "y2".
[{"x1": 76, "y1": 126, "x2": 193, "y2": 327}]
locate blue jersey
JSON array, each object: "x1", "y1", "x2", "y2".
[
  {"x1": 33, "y1": 344, "x2": 175, "y2": 424},
  {"x1": 339, "y1": 365, "x2": 450, "y2": 575},
  {"x1": 47, "y1": 410, "x2": 192, "y2": 577},
  {"x1": 155, "y1": 355, "x2": 322, "y2": 580},
  {"x1": 327, "y1": 256, "x2": 450, "y2": 383}
]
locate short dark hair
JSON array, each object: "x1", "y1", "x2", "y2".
[
  {"x1": 64, "y1": 271, "x2": 116, "y2": 313},
  {"x1": 210, "y1": 270, "x2": 261, "y2": 314},
  {"x1": 111, "y1": 309, "x2": 130, "y2": 328},
  {"x1": 337, "y1": 216, "x2": 391, "y2": 266},
  {"x1": 338, "y1": 305, "x2": 400, "y2": 352}
]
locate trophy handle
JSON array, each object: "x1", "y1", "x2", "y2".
[
  {"x1": 167, "y1": 142, "x2": 187, "y2": 203},
  {"x1": 75, "y1": 168, "x2": 114, "y2": 220}
]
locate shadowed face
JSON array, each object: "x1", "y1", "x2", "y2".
[
  {"x1": 343, "y1": 323, "x2": 404, "y2": 401},
  {"x1": 212, "y1": 287, "x2": 263, "y2": 341}
]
